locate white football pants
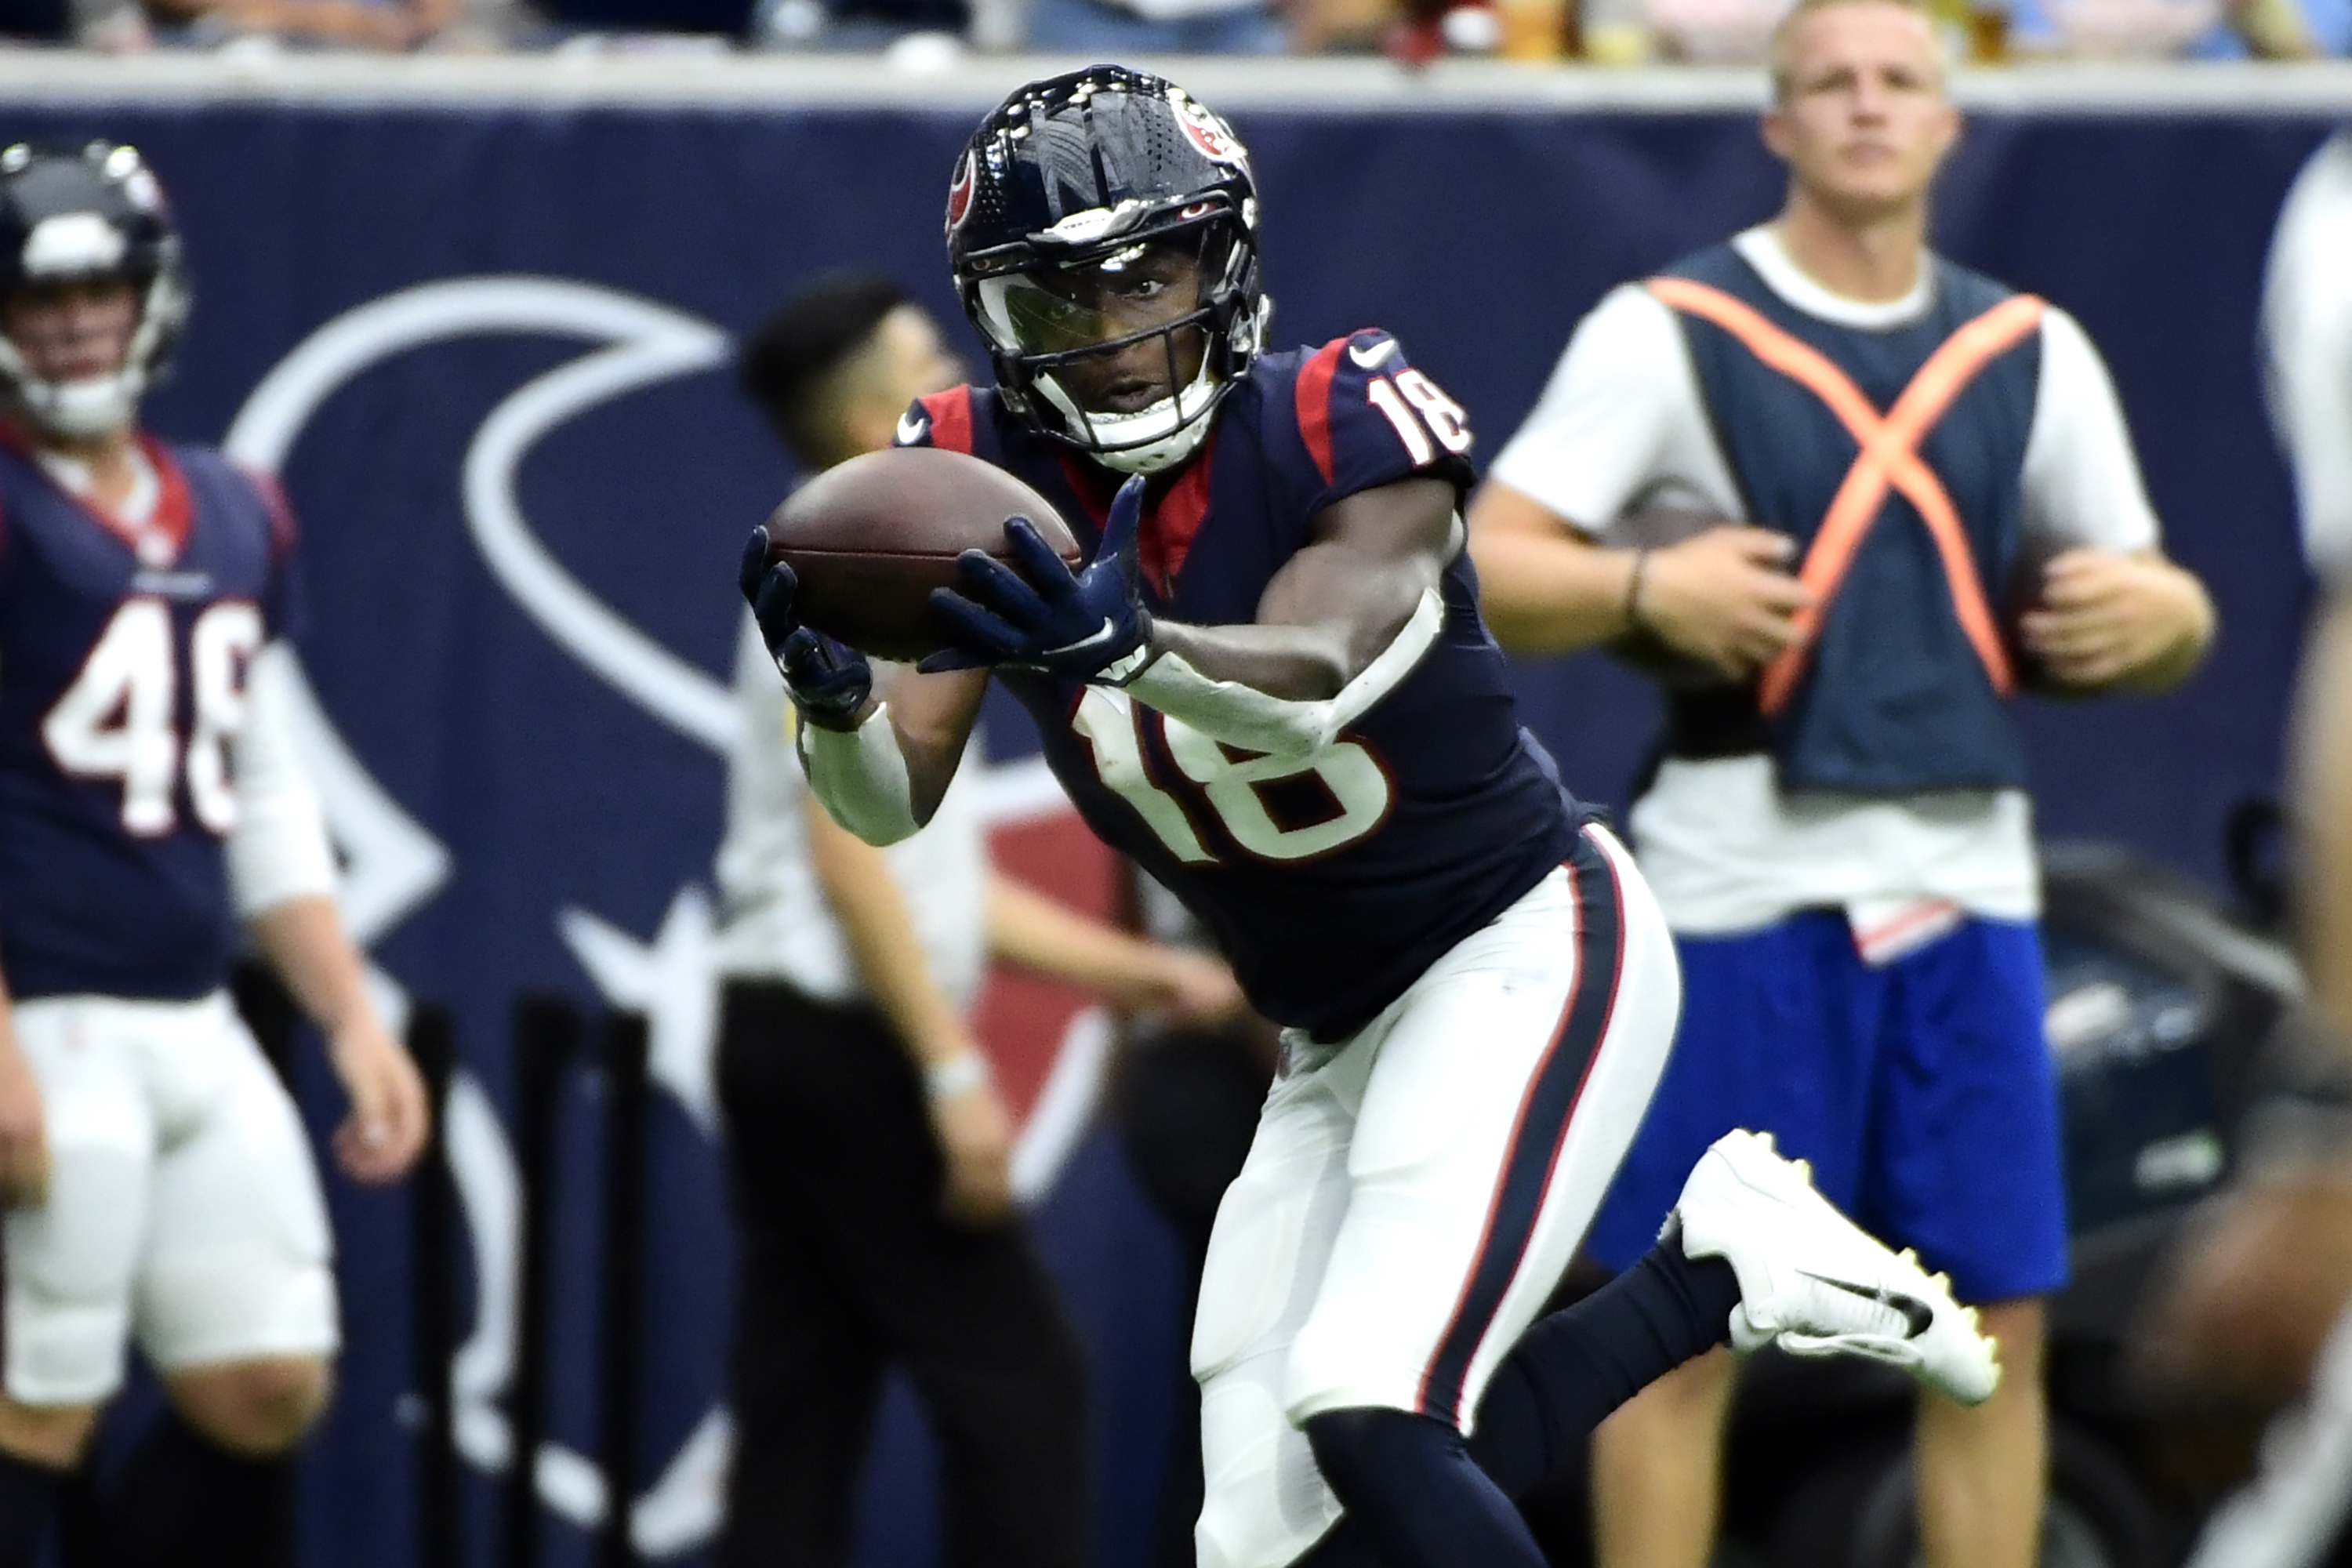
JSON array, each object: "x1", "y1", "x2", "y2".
[
  {"x1": 3, "y1": 991, "x2": 339, "y2": 1407},
  {"x1": 1191, "y1": 824, "x2": 1681, "y2": 1568}
]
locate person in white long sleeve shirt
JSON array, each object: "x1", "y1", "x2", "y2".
[{"x1": 713, "y1": 271, "x2": 1240, "y2": 1568}]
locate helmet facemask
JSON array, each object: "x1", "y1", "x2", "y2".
[
  {"x1": 0, "y1": 266, "x2": 184, "y2": 441},
  {"x1": 964, "y1": 199, "x2": 1264, "y2": 477}
]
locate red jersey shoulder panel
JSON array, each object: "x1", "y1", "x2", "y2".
[
  {"x1": 908, "y1": 387, "x2": 977, "y2": 455},
  {"x1": 1294, "y1": 338, "x2": 1348, "y2": 488}
]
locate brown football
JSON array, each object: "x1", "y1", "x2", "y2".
[{"x1": 764, "y1": 446, "x2": 1080, "y2": 664}]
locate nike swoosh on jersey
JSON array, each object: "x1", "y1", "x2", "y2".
[
  {"x1": 896, "y1": 412, "x2": 929, "y2": 445},
  {"x1": 1348, "y1": 339, "x2": 1399, "y2": 369},
  {"x1": 1798, "y1": 1272, "x2": 1935, "y2": 1338}
]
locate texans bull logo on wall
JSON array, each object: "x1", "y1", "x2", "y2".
[{"x1": 229, "y1": 275, "x2": 1115, "y2": 1557}]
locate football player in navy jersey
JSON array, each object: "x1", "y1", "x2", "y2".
[
  {"x1": 0, "y1": 143, "x2": 426, "y2": 1568},
  {"x1": 742, "y1": 67, "x2": 1995, "y2": 1568}
]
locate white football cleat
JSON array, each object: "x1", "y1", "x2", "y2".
[{"x1": 1668, "y1": 1129, "x2": 2002, "y2": 1406}]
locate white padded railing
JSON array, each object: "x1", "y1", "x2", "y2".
[{"x1": 0, "y1": 49, "x2": 2347, "y2": 113}]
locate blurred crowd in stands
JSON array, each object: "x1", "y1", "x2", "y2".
[{"x1": 0, "y1": 0, "x2": 2332, "y2": 70}]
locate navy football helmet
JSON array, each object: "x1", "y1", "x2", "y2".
[
  {"x1": 948, "y1": 66, "x2": 1266, "y2": 476},
  {"x1": 0, "y1": 141, "x2": 186, "y2": 439}
]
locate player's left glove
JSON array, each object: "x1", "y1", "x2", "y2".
[{"x1": 921, "y1": 474, "x2": 1154, "y2": 684}]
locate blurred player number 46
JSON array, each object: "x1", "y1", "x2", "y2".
[{"x1": 765, "y1": 446, "x2": 1081, "y2": 664}]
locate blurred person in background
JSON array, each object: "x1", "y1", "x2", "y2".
[
  {"x1": 717, "y1": 270, "x2": 1243, "y2": 1568},
  {"x1": 1466, "y1": 2, "x2": 2213, "y2": 1563},
  {"x1": 2125, "y1": 127, "x2": 2352, "y2": 1568},
  {"x1": 1617, "y1": 0, "x2": 2313, "y2": 71},
  {"x1": 1018, "y1": 0, "x2": 1284, "y2": 56},
  {"x1": 122, "y1": 0, "x2": 505, "y2": 49},
  {"x1": 0, "y1": 141, "x2": 427, "y2": 1568}
]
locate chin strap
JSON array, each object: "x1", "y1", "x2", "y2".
[
  {"x1": 18, "y1": 371, "x2": 141, "y2": 439},
  {"x1": 1125, "y1": 586, "x2": 1446, "y2": 757},
  {"x1": 0, "y1": 266, "x2": 180, "y2": 441},
  {"x1": 1041, "y1": 357, "x2": 1223, "y2": 477},
  {"x1": 796, "y1": 702, "x2": 923, "y2": 846}
]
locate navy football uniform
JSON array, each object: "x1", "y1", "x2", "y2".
[
  {"x1": 0, "y1": 434, "x2": 298, "y2": 1002},
  {"x1": 901, "y1": 329, "x2": 1583, "y2": 1040}
]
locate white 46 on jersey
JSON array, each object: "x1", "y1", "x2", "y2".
[
  {"x1": 43, "y1": 597, "x2": 262, "y2": 837},
  {"x1": 1073, "y1": 688, "x2": 1392, "y2": 864}
]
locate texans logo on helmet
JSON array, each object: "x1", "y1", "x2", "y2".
[
  {"x1": 946, "y1": 149, "x2": 976, "y2": 236},
  {"x1": 1174, "y1": 96, "x2": 1247, "y2": 169}
]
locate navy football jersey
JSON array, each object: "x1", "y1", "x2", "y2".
[
  {"x1": 901, "y1": 332, "x2": 1584, "y2": 1040},
  {"x1": 0, "y1": 435, "x2": 300, "y2": 1002}
]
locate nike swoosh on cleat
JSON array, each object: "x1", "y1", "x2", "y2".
[
  {"x1": 896, "y1": 412, "x2": 929, "y2": 445},
  {"x1": 1348, "y1": 339, "x2": 1398, "y2": 369},
  {"x1": 1798, "y1": 1272, "x2": 1936, "y2": 1338}
]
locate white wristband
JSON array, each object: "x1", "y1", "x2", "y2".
[{"x1": 924, "y1": 1051, "x2": 991, "y2": 1102}]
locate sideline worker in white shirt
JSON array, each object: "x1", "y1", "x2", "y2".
[
  {"x1": 713, "y1": 272, "x2": 1242, "y2": 1568},
  {"x1": 1465, "y1": 5, "x2": 2213, "y2": 1565}
]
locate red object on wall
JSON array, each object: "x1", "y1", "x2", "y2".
[{"x1": 973, "y1": 808, "x2": 1118, "y2": 1126}]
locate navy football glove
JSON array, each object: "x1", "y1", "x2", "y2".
[
  {"x1": 921, "y1": 474, "x2": 1155, "y2": 681},
  {"x1": 738, "y1": 527, "x2": 873, "y2": 732}
]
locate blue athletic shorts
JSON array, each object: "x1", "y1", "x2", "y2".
[{"x1": 1581, "y1": 909, "x2": 2069, "y2": 1305}]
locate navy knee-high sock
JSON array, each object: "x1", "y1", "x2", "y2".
[
  {"x1": 0, "y1": 1448, "x2": 64, "y2": 1568},
  {"x1": 1304, "y1": 1406, "x2": 1548, "y2": 1568},
  {"x1": 1293, "y1": 1233, "x2": 1742, "y2": 1567},
  {"x1": 90, "y1": 1411, "x2": 295, "y2": 1568},
  {"x1": 1466, "y1": 1229, "x2": 1742, "y2": 1499}
]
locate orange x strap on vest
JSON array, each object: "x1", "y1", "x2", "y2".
[{"x1": 1646, "y1": 277, "x2": 2045, "y2": 717}]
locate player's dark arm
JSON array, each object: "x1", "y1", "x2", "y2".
[
  {"x1": 1159, "y1": 476, "x2": 1452, "y2": 695},
  {"x1": 880, "y1": 666, "x2": 991, "y2": 823},
  {"x1": 1117, "y1": 477, "x2": 1455, "y2": 754}
]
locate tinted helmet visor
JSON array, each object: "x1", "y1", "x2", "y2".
[{"x1": 979, "y1": 233, "x2": 1209, "y2": 390}]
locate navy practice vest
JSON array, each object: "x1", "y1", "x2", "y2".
[{"x1": 1653, "y1": 244, "x2": 2042, "y2": 795}]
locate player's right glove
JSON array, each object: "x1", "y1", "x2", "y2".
[
  {"x1": 739, "y1": 526, "x2": 873, "y2": 732},
  {"x1": 920, "y1": 474, "x2": 1153, "y2": 684}
]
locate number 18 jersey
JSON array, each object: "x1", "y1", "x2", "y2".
[
  {"x1": 0, "y1": 436, "x2": 298, "y2": 1003},
  {"x1": 902, "y1": 331, "x2": 1585, "y2": 1040}
]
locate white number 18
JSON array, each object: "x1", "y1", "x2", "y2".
[
  {"x1": 1366, "y1": 369, "x2": 1472, "y2": 466},
  {"x1": 1070, "y1": 688, "x2": 1392, "y2": 866}
]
